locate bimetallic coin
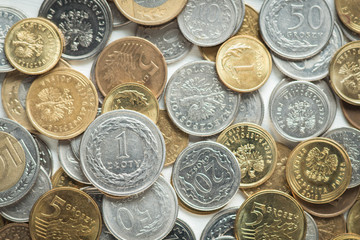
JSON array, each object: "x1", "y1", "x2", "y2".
[
  {"x1": 347, "y1": 200, "x2": 360, "y2": 235},
  {"x1": 314, "y1": 215, "x2": 346, "y2": 240},
  {"x1": 32, "y1": 135, "x2": 52, "y2": 177},
  {"x1": 233, "y1": 90, "x2": 264, "y2": 126},
  {"x1": 164, "y1": 219, "x2": 196, "y2": 240},
  {"x1": 336, "y1": 0, "x2": 360, "y2": 34},
  {"x1": 172, "y1": 141, "x2": 241, "y2": 212},
  {"x1": 107, "y1": 1, "x2": 130, "y2": 28},
  {"x1": 51, "y1": 168, "x2": 88, "y2": 189},
  {"x1": 165, "y1": 61, "x2": 239, "y2": 137},
  {"x1": 0, "y1": 223, "x2": 31, "y2": 239},
  {"x1": 333, "y1": 233, "x2": 360, "y2": 240},
  {"x1": 259, "y1": 0, "x2": 334, "y2": 60},
  {"x1": 102, "y1": 176, "x2": 178, "y2": 240},
  {"x1": 39, "y1": 0, "x2": 112, "y2": 60},
  {"x1": 305, "y1": 211, "x2": 319, "y2": 240},
  {"x1": 341, "y1": 101, "x2": 360, "y2": 130}
]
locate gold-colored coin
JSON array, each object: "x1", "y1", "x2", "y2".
[
  {"x1": 217, "y1": 123, "x2": 277, "y2": 188},
  {"x1": 0, "y1": 131, "x2": 26, "y2": 192},
  {"x1": 235, "y1": 190, "x2": 307, "y2": 240},
  {"x1": 314, "y1": 215, "x2": 346, "y2": 240},
  {"x1": 241, "y1": 142, "x2": 292, "y2": 197},
  {"x1": 114, "y1": 0, "x2": 186, "y2": 26},
  {"x1": 26, "y1": 68, "x2": 98, "y2": 140},
  {"x1": 216, "y1": 36, "x2": 272, "y2": 92},
  {"x1": 1, "y1": 59, "x2": 70, "y2": 133},
  {"x1": 347, "y1": 200, "x2": 360, "y2": 235},
  {"x1": 286, "y1": 137, "x2": 352, "y2": 204},
  {"x1": 330, "y1": 41, "x2": 360, "y2": 106},
  {"x1": 336, "y1": 0, "x2": 360, "y2": 34},
  {"x1": 0, "y1": 223, "x2": 31, "y2": 239},
  {"x1": 199, "y1": 45, "x2": 220, "y2": 62},
  {"x1": 29, "y1": 187, "x2": 102, "y2": 240},
  {"x1": 157, "y1": 110, "x2": 188, "y2": 166},
  {"x1": 4, "y1": 17, "x2": 63, "y2": 75},
  {"x1": 51, "y1": 168, "x2": 88, "y2": 189},
  {"x1": 102, "y1": 83, "x2": 159, "y2": 123},
  {"x1": 333, "y1": 233, "x2": 360, "y2": 240}
]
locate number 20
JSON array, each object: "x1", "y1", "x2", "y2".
[{"x1": 288, "y1": 4, "x2": 323, "y2": 30}]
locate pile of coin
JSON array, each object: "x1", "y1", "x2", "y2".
[{"x1": 0, "y1": 0, "x2": 360, "y2": 239}]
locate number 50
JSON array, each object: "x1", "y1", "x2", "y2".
[{"x1": 288, "y1": 4, "x2": 324, "y2": 30}]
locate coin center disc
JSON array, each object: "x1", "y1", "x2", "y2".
[{"x1": 134, "y1": 0, "x2": 167, "y2": 8}]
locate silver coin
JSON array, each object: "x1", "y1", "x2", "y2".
[
  {"x1": 32, "y1": 135, "x2": 53, "y2": 177},
  {"x1": 107, "y1": 0, "x2": 130, "y2": 28},
  {"x1": 269, "y1": 81, "x2": 330, "y2": 142},
  {"x1": 91, "y1": 57, "x2": 104, "y2": 105},
  {"x1": 305, "y1": 211, "x2": 319, "y2": 240},
  {"x1": 269, "y1": 78, "x2": 291, "y2": 106},
  {"x1": 200, "y1": 207, "x2": 237, "y2": 240},
  {"x1": 323, "y1": 127, "x2": 360, "y2": 188},
  {"x1": 102, "y1": 176, "x2": 178, "y2": 240},
  {"x1": 70, "y1": 133, "x2": 82, "y2": 161},
  {"x1": 172, "y1": 141, "x2": 240, "y2": 211},
  {"x1": 232, "y1": 0, "x2": 246, "y2": 35},
  {"x1": 136, "y1": 19, "x2": 193, "y2": 64},
  {"x1": 178, "y1": 0, "x2": 238, "y2": 47},
  {"x1": 259, "y1": 0, "x2": 334, "y2": 60},
  {"x1": 164, "y1": 219, "x2": 196, "y2": 240},
  {"x1": 336, "y1": 15, "x2": 360, "y2": 42},
  {"x1": 233, "y1": 90, "x2": 264, "y2": 126},
  {"x1": 165, "y1": 61, "x2": 239, "y2": 137},
  {"x1": 0, "y1": 167, "x2": 51, "y2": 222},
  {"x1": 38, "y1": 0, "x2": 113, "y2": 60},
  {"x1": 0, "y1": 118, "x2": 40, "y2": 207},
  {"x1": 273, "y1": 22, "x2": 344, "y2": 81},
  {"x1": 80, "y1": 110, "x2": 165, "y2": 197},
  {"x1": 0, "y1": 7, "x2": 27, "y2": 73}
]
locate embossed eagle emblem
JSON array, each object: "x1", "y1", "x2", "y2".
[
  {"x1": 112, "y1": 90, "x2": 149, "y2": 110},
  {"x1": 305, "y1": 147, "x2": 338, "y2": 183},
  {"x1": 12, "y1": 29, "x2": 44, "y2": 58},
  {"x1": 233, "y1": 143, "x2": 264, "y2": 179}
]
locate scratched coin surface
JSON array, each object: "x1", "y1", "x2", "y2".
[
  {"x1": 305, "y1": 211, "x2": 319, "y2": 240},
  {"x1": 164, "y1": 218, "x2": 196, "y2": 240},
  {"x1": 172, "y1": 141, "x2": 241, "y2": 211},
  {"x1": 0, "y1": 223, "x2": 31, "y2": 239},
  {"x1": 233, "y1": 90, "x2": 264, "y2": 126},
  {"x1": 314, "y1": 215, "x2": 346, "y2": 240},
  {"x1": 347, "y1": 200, "x2": 360, "y2": 235},
  {"x1": 336, "y1": 0, "x2": 360, "y2": 34}
]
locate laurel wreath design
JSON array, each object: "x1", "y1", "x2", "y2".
[{"x1": 207, "y1": 214, "x2": 236, "y2": 239}]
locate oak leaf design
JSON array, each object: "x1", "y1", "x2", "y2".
[{"x1": 12, "y1": 30, "x2": 43, "y2": 58}]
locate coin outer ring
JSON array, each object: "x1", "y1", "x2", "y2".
[
  {"x1": 335, "y1": 0, "x2": 360, "y2": 34},
  {"x1": 332, "y1": 233, "x2": 360, "y2": 240},
  {"x1": 347, "y1": 200, "x2": 360, "y2": 235}
]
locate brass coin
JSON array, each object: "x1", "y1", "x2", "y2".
[
  {"x1": 314, "y1": 215, "x2": 346, "y2": 240},
  {"x1": 347, "y1": 200, "x2": 360, "y2": 235},
  {"x1": 330, "y1": 41, "x2": 360, "y2": 106},
  {"x1": 341, "y1": 100, "x2": 360, "y2": 130},
  {"x1": 333, "y1": 233, "x2": 360, "y2": 240},
  {"x1": 0, "y1": 223, "x2": 31, "y2": 239},
  {"x1": 336, "y1": 0, "x2": 360, "y2": 34},
  {"x1": 29, "y1": 187, "x2": 102, "y2": 240},
  {"x1": 102, "y1": 83, "x2": 159, "y2": 123},
  {"x1": 95, "y1": 37, "x2": 167, "y2": 99},
  {"x1": 216, "y1": 35, "x2": 272, "y2": 93},
  {"x1": 26, "y1": 68, "x2": 98, "y2": 140},
  {"x1": 286, "y1": 137, "x2": 352, "y2": 204},
  {"x1": 114, "y1": 0, "x2": 186, "y2": 26},
  {"x1": 217, "y1": 123, "x2": 277, "y2": 189},
  {"x1": 235, "y1": 190, "x2": 307, "y2": 240},
  {"x1": 241, "y1": 142, "x2": 292, "y2": 197},
  {"x1": 51, "y1": 168, "x2": 88, "y2": 189},
  {"x1": 0, "y1": 131, "x2": 26, "y2": 192},
  {"x1": 4, "y1": 17, "x2": 63, "y2": 75}
]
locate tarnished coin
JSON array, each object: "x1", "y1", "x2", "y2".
[
  {"x1": 233, "y1": 90, "x2": 264, "y2": 126},
  {"x1": 165, "y1": 61, "x2": 239, "y2": 137},
  {"x1": 33, "y1": 136, "x2": 52, "y2": 177},
  {"x1": 0, "y1": 223, "x2": 31, "y2": 239},
  {"x1": 4, "y1": 17, "x2": 63, "y2": 75},
  {"x1": 164, "y1": 219, "x2": 196, "y2": 240},
  {"x1": 314, "y1": 215, "x2": 346, "y2": 240},
  {"x1": 0, "y1": 215, "x2": 4, "y2": 228},
  {"x1": 333, "y1": 233, "x2": 360, "y2": 240},
  {"x1": 39, "y1": 0, "x2": 112, "y2": 60},
  {"x1": 336, "y1": 0, "x2": 360, "y2": 34},
  {"x1": 286, "y1": 137, "x2": 352, "y2": 204},
  {"x1": 107, "y1": 0, "x2": 130, "y2": 28},
  {"x1": 102, "y1": 176, "x2": 178, "y2": 240},
  {"x1": 29, "y1": 187, "x2": 102, "y2": 240},
  {"x1": 341, "y1": 100, "x2": 360, "y2": 130},
  {"x1": 305, "y1": 211, "x2": 319, "y2": 240},
  {"x1": 172, "y1": 141, "x2": 241, "y2": 212},
  {"x1": 259, "y1": 0, "x2": 334, "y2": 60},
  {"x1": 347, "y1": 200, "x2": 360, "y2": 235},
  {"x1": 217, "y1": 123, "x2": 277, "y2": 188},
  {"x1": 235, "y1": 190, "x2": 307, "y2": 240},
  {"x1": 51, "y1": 168, "x2": 88, "y2": 189}
]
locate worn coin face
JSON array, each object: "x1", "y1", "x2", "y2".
[
  {"x1": 107, "y1": 0, "x2": 130, "y2": 28},
  {"x1": 233, "y1": 90, "x2": 264, "y2": 126},
  {"x1": 341, "y1": 100, "x2": 360, "y2": 130},
  {"x1": 336, "y1": 0, "x2": 360, "y2": 34},
  {"x1": 172, "y1": 141, "x2": 241, "y2": 211},
  {"x1": 164, "y1": 219, "x2": 196, "y2": 240},
  {"x1": 259, "y1": 0, "x2": 333, "y2": 60},
  {"x1": 347, "y1": 200, "x2": 360, "y2": 235},
  {"x1": 51, "y1": 168, "x2": 88, "y2": 189},
  {"x1": 314, "y1": 215, "x2": 346, "y2": 240},
  {"x1": 305, "y1": 211, "x2": 319, "y2": 240},
  {"x1": 333, "y1": 233, "x2": 360, "y2": 240},
  {"x1": 165, "y1": 61, "x2": 239, "y2": 137},
  {"x1": 102, "y1": 176, "x2": 178, "y2": 240},
  {"x1": 0, "y1": 223, "x2": 31, "y2": 239}
]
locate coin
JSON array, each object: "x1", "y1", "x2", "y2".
[
  {"x1": 231, "y1": 0, "x2": 245, "y2": 36},
  {"x1": 341, "y1": 100, "x2": 360, "y2": 130},
  {"x1": 217, "y1": 123, "x2": 277, "y2": 188},
  {"x1": 164, "y1": 219, "x2": 196, "y2": 240},
  {"x1": 235, "y1": 190, "x2": 307, "y2": 240},
  {"x1": 4, "y1": 17, "x2": 63, "y2": 75},
  {"x1": 107, "y1": 1, "x2": 130, "y2": 28},
  {"x1": 233, "y1": 90, "x2": 264, "y2": 126},
  {"x1": 29, "y1": 187, "x2": 102, "y2": 240},
  {"x1": 336, "y1": 0, "x2": 360, "y2": 34},
  {"x1": 330, "y1": 41, "x2": 360, "y2": 106},
  {"x1": 199, "y1": 45, "x2": 220, "y2": 62},
  {"x1": 305, "y1": 211, "x2": 319, "y2": 240},
  {"x1": 95, "y1": 37, "x2": 167, "y2": 99},
  {"x1": 333, "y1": 233, "x2": 360, "y2": 240},
  {"x1": 286, "y1": 137, "x2": 352, "y2": 204},
  {"x1": 33, "y1": 136, "x2": 52, "y2": 178},
  {"x1": 314, "y1": 215, "x2": 346, "y2": 240},
  {"x1": 51, "y1": 168, "x2": 88, "y2": 189},
  {"x1": 348, "y1": 200, "x2": 360, "y2": 235},
  {"x1": 102, "y1": 83, "x2": 159, "y2": 123},
  {"x1": 0, "y1": 223, "x2": 31, "y2": 239},
  {"x1": 102, "y1": 176, "x2": 178, "y2": 240},
  {"x1": 39, "y1": 0, "x2": 112, "y2": 60},
  {"x1": 90, "y1": 56, "x2": 104, "y2": 105},
  {"x1": 336, "y1": 15, "x2": 360, "y2": 42},
  {"x1": 26, "y1": 68, "x2": 98, "y2": 139},
  {"x1": 172, "y1": 141, "x2": 240, "y2": 212}
]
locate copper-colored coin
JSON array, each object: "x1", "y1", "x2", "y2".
[
  {"x1": 333, "y1": 233, "x2": 360, "y2": 240},
  {"x1": 51, "y1": 168, "x2": 88, "y2": 189},
  {"x1": 1, "y1": 59, "x2": 70, "y2": 133},
  {"x1": 330, "y1": 41, "x2": 360, "y2": 106},
  {"x1": 26, "y1": 68, "x2": 98, "y2": 140},
  {"x1": 0, "y1": 223, "x2": 31, "y2": 239},
  {"x1": 336, "y1": 0, "x2": 360, "y2": 34},
  {"x1": 314, "y1": 215, "x2": 346, "y2": 240},
  {"x1": 157, "y1": 110, "x2": 188, "y2": 166},
  {"x1": 114, "y1": 0, "x2": 186, "y2": 26},
  {"x1": 216, "y1": 35, "x2": 272, "y2": 93},
  {"x1": 286, "y1": 137, "x2": 352, "y2": 204},
  {"x1": 29, "y1": 187, "x2": 101, "y2": 240},
  {"x1": 0, "y1": 216, "x2": 4, "y2": 229},
  {"x1": 341, "y1": 100, "x2": 360, "y2": 130},
  {"x1": 242, "y1": 142, "x2": 292, "y2": 197},
  {"x1": 102, "y1": 83, "x2": 159, "y2": 123},
  {"x1": 4, "y1": 17, "x2": 63, "y2": 75},
  {"x1": 347, "y1": 200, "x2": 360, "y2": 235},
  {"x1": 95, "y1": 37, "x2": 167, "y2": 99},
  {"x1": 294, "y1": 187, "x2": 360, "y2": 218}
]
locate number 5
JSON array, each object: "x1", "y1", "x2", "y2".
[
  {"x1": 41, "y1": 195, "x2": 66, "y2": 218},
  {"x1": 245, "y1": 202, "x2": 266, "y2": 227},
  {"x1": 288, "y1": 5, "x2": 304, "y2": 30}
]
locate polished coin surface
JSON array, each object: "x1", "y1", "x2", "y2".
[
  {"x1": 305, "y1": 211, "x2": 319, "y2": 240},
  {"x1": 4, "y1": 17, "x2": 63, "y2": 75},
  {"x1": 29, "y1": 187, "x2": 102, "y2": 240},
  {"x1": 347, "y1": 200, "x2": 360, "y2": 235},
  {"x1": 165, "y1": 61, "x2": 239, "y2": 137},
  {"x1": 95, "y1": 37, "x2": 167, "y2": 98},
  {"x1": 333, "y1": 233, "x2": 360, "y2": 240},
  {"x1": 51, "y1": 168, "x2": 88, "y2": 189},
  {"x1": 38, "y1": 0, "x2": 112, "y2": 60},
  {"x1": 33, "y1": 135, "x2": 52, "y2": 177},
  {"x1": 164, "y1": 218, "x2": 195, "y2": 240},
  {"x1": 341, "y1": 100, "x2": 360, "y2": 130},
  {"x1": 217, "y1": 123, "x2": 277, "y2": 188},
  {"x1": 80, "y1": 110, "x2": 165, "y2": 197},
  {"x1": 233, "y1": 90, "x2": 264, "y2": 126},
  {"x1": 216, "y1": 36, "x2": 271, "y2": 92},
  {"x1": 102, "y1": 176, "x2": 178, "y2": 240},
  {"x1": 314, "y1": 215, "x2": 346, "y2": 240},
  {"x1": 0, "y1": 223, "x2": 31, "y2": 239},
  {"x1": 26, "y1": 68, "x2": 98, "y2": 139},
  {"x1": 336, "y1": 0, "x2": 360, "y2": 34},
  {"x1": 286, "y1": 137, "x2": 352, "y2": 204},
  {"x1": 235, "y1": 190, "x2": 307, "y2": 240},
  {"x1": 107, "y1": 1, "x2": 130, "y2": 28}
]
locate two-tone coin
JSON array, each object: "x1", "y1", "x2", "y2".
[
  {"x1": 347, "y1": 200, "x2": 360, "y2": 235},
  {"x1": 164, "y1": 219, "x2": 196, "y2": 240},
  {"x1": 305, "y1": 211, "x2": 319, "y2": 240}
]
